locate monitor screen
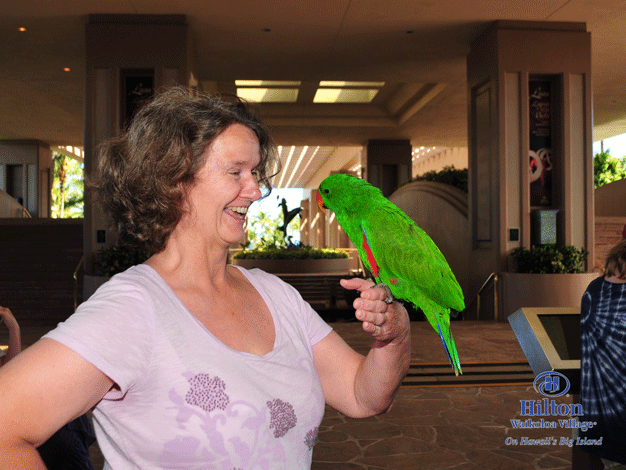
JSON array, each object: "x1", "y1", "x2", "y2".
[{"x1": 538, "y1": 313, "x2": 580, "y2": 360}]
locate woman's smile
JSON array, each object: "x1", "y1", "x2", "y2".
[{"x1": 224, "y1": 205, "x2": 249, "y2": 223}]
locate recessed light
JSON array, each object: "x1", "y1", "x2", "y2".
[
  {"x1": 19, "y1": 27, "x2": 26, "y2": 32},
  {"x1": 63, "y1": 67, "x2": 71, "y2": 72}
]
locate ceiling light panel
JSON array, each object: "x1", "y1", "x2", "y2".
[
  {"x1": 235, "y1": 80, "x2": 301, "y2": 103},
  {"x1": 237, "y1": 87, "x2": 299, "y2": 103},
  {"x1": 319, "y1": 81, "x2": 385, "y2": 88},
  {"x1": 313, "y1": 88, "x2": 380, "y2": 103},
  {"x1": 235, "y1": 80, "x2": 301, "y2": 87}
]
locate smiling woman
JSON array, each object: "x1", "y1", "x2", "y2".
[
  {"x1": 0, "y1": 86, "x2": 411, "y2": 470},
  {"x1": 91, "y1": 87, "x2": 279, "y2": 254}
]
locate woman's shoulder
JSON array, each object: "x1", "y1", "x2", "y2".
[{"x1": 94, "y1": 264, "x2": 165, "y2": 298}]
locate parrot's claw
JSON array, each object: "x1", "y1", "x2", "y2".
[{"x1": 373, "y1": 283, "x2": 395, "y2": 304}]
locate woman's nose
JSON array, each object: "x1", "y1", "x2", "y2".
[{"x1": 243, "y1": 174, "x2": 262, "y2": 201}]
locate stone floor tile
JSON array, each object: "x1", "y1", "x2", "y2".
[
  {"x1": 316, "y1": 429, "x2": 350, "y2": 443},
  {"x1": 363, "y1": 435, "x2": 432, "y2": 457},
  {"x1": 311, "y1": 462, "x2": 367, "y2": 470},
  {"x1": 492, "y1": 448, "x2": 543, "y2": 465},
  {"x1": 333, "y1": 421, "x2": 402, "y2": 441},
  {"x1": 464, "y1": 448, "x2": 542, "y2": 470},
  {"x1": 357, "y1": 449, "x2": 467, "y2": 469},
  {"x1": 536, "y1": 453, "x2": 574, "y2": 468},
  {"x1": 400, "y1": 424, "x2": 436, "y2": 442},
  {"x1": 435, "y1": 424, "x2": 500, "y2": 451},
  {"x1": 312, "y1": 439, "x2": 361, "y2": 462}
]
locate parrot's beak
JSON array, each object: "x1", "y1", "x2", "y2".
[{"x1": 316, "y1": 191, "x2": 326, "y2": 211}]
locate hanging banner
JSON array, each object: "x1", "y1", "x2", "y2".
[
  {"x1": 529, "y1": 80, "x2": 553, "y2": 206},
  {"x1": 121, "y1": 69, "x2": 155, "y2": 129}
]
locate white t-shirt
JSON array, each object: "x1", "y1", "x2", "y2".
[{"x1": 45, "y1": 264, "x2": 333, "y2": 469}]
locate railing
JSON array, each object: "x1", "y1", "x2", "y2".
[
  {"x1": 463, "y1": 272, "x2": 499, "y2": 321},
  {"x1": 73, "y1": 255, "x2": 84, "y2": 312}
]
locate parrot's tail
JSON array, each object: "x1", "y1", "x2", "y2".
[{"x1": 435, "y1": 316, "x2": 462, "y2": 376}]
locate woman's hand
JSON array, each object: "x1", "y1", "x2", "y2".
[
  {"x1": 312, "y1": 278, "x2": 411, "y2": 417},
  {"x1": 340, "y1": 278, "x2": 410, "y2": 347}
]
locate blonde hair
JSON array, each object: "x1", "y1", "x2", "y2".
[{"x1": 604, "y1": 238, "x2": 626, "y2": 279}]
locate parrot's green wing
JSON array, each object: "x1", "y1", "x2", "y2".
[
  {"x1": 360, "y1": 205, "x2": 464, "y2": 313},
  {"x1": 358, "y1": 204, "x2": 464, "y2": 375}
]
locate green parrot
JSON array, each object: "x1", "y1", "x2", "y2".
[{"x1": 317, "y1": 173, "x2": 464, "y2": 375}]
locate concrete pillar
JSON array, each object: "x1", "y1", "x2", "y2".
[
  {"x1": 299, "y1": 200, "x2": 310, "y2": 247},
  {"x1": 83, "y1": 14, "x2": 197, "y2": 273},
  {"x1": 467, "y1": 21, "x2": 594, "y2": 298},
  {"x1": 308, "y1": 189, "x2": 326, "y2": 248},
  {"x1": 365, "y1": 140, "x2": 412, "y2": 197},
  {"x1": 0, "y1": 140, "x2": 52, "y2": 217},
  {"x1": 324, "y1": 212, "x2": 351, "y2": 249}
]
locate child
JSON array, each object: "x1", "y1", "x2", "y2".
[
  {"x1": 0, "y1": 306, "x2": 96, "y2": 470},
  {"x1": 0, "y1": 306, "x2": 21, "y2": 366},
  {"x1": 580, "y1": 239, "x2": 626, "y2": 467}
]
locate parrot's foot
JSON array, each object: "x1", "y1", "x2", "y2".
[{"x1": 373, "y1": 283, "x2": 395, "y2": 304}]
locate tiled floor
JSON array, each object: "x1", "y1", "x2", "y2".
[
  {"x1": 313, "y1": 322, "x2": 575, "y2": 470},
  {"x1": 3, "y1": 319, "x2": 580, "y2": 469}
]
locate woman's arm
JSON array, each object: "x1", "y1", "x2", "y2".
[
  {"x1": 312, "y1": 278, "x2": 411, "y2": 418},
  {"x1": 0, "y1": 338, "x2": 114, "y2": 469},
  {"x1": 0, "y1": 307, "x2": 21, "y2": 365}
]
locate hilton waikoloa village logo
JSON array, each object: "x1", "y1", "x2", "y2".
[{"x1": 505, "y1": 371, "x2": 602, "y2": 447}]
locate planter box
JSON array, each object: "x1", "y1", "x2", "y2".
[
  {"x1": 232, "y1": 258, "x2": 352, "y2": 275},
  {"x1": 499, "y1": 272, "x2": 599, "y2": 320}
]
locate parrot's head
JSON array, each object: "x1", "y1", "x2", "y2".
[{"x1": 317, "y1": 173, "x2": 381, "y2": 215}]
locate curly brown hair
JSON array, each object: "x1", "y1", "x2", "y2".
[
  {"x1": 605, "y1": 238, "x2": 626, "y2": 279},
  {"x1": 92, "y1": 87, "x2": 279, "y2": 253}
]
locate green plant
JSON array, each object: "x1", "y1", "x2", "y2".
[
  {"x1": 594, "y1": 149, "x2": 626, "y2": 188},
  {"x1": 412, "y1": 166, "x2": 468, "y2": 193},
  {"x1": 511, "y1": 244, "x2": 589, "y2": 274},
  {"x1": 52, "y1": 152, "x2": 84, "y2": 218},
  {"x1": 95, "y1": 245, "x2": 150, "y2": 277},
  {"x1": 246, "y1": 203, "x2": 301, "y2": 250},
  {"x1": 233, "y1": 245, "x2": 349, "y2": 260}
]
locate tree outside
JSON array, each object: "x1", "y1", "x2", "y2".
[
  {"x1": 594, "y1": 149, "x2": 626, "y2": 188},
  {"x1": 244, "y1": 191, "x2": 304, "y2": 249},
  {"x1": 245, "y1": 209, "x2": 301, "y2": 249},
  {"x1": 51, "y1": 152, "x2": 84, "y2": 218}
]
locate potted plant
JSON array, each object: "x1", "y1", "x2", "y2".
[
  {"x1": 84, "y1": 245, "x2": 150, "y2": 300},
  {"x1": 499, "y1": 244, "x2": 598, "y2": 320},
  {"x1": 232, "y1": 241, "x2": 352, "y2": 274}
]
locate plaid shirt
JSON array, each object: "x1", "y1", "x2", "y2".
[{"x1": 580, "y1": 276, "x2": 626, "y2": 463}]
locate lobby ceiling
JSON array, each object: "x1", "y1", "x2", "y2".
[{"x1": 2, "y1": 0, "x2": 626, "y2": 187}]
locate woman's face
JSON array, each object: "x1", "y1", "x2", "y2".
[{"x1": 183, "y1": 123, "x2": 263, "y2": 248}]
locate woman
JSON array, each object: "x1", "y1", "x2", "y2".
[
  {"x1": 0, "y1": 88, "x2": 410, "y2": 469},
  {"x1": 580, "y1": 238, "x2": 626, "y2": 466}
]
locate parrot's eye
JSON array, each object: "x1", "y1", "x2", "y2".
[{"x1": 323, "y1": 189, "x2": 329, "y2": 194}]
